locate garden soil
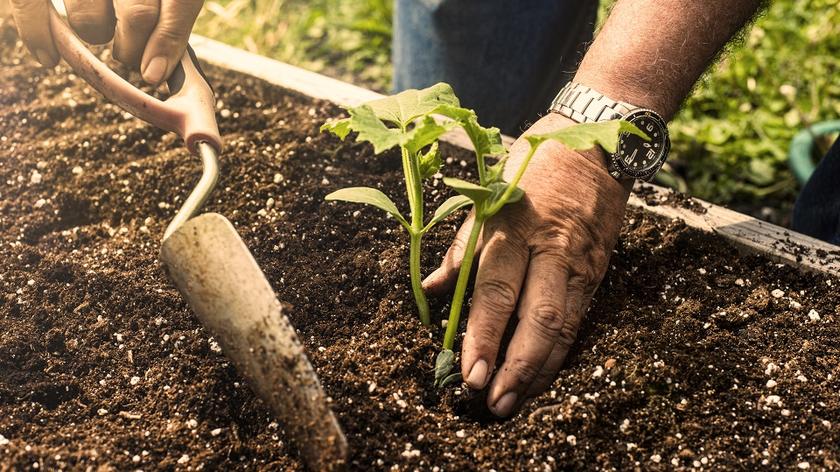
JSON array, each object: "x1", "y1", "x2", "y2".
[{"x1": 1, "y1": 21, "x2": 839, "y2": 471}]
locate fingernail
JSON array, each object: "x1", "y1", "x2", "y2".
[
  {"x1": 142, "y1": 56, "x2": 168, "y2": 85},
  {"x1": 35, "y1": 49, "x2": 55, "y2": 67},
  {"x1": 466, "y1": 359, "x2": 489, "y2": 389},
  {"x1": 491, "y1": 392, "x2": 518, "y2": 417}
]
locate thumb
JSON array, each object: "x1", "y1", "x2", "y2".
[
  {"x1": 422, "y1": 212, "x2": 483, "y2": 296},
  {"x1": 140, "y1": 0, "x2": 204, "y2": 85}
]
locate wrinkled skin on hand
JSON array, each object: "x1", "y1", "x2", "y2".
[{"x1": 424, "y1": 113, "x2": 631, "y2": 417}]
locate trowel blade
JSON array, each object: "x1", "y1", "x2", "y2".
[{"x1": 160, "y1": 212, "x2": 347, "y2": 470}]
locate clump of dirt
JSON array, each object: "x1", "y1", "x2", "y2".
[{"x1": 1, "y1": 20, "x2": 839, "y2": 470}]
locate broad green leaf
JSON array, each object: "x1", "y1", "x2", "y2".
[
  {"x1": 322, "y1": 105, "x2": 402, "y2": 154},
  {"x1": 442, "y1": 177, "x2": 493, "y2": 204},
  {"x1": 423, "y1": 195, "x2": 472, "y2": 233},
  {"x1": 418, "y1": 141, "x2": 442, "y2": 180},
  {"x1": 434, "y1": 349, "x2": 456, "y2": 387},
  {"x1": 526, "y1": 120, "x2": 648, "y2": 154},
  {"x1": 366, "y1": 82, "x2": 460, "y2": 127},
  {"x1": 435, "y1": 104, "x2": 507, "y2": 160},
  {"x1": 322, "y1": 102, "x2": 456, "y2": 158},
  {"x1": 320, "y1": 117, "x2": 352, "y2": 140},
  {"x1": 325, "y1": 187, "x2": 409, "y2": 228},
  {"x1": 404, "y1": 117, "x2": 455, "y2": 156}
]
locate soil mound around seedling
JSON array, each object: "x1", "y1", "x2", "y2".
[{"x1": 1, "y1": 21, "x2": 839, "y2": 470}]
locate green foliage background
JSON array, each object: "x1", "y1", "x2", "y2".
[{"x1": 195, "y1": 0, "x2": 840, "y2": 217}]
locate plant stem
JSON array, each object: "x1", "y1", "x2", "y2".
[
  {"x1": 442, "y1": 213, "x2": 485, "y2": 350},
  {"x1": 487, "y1": 145, "x2": 538, "y2": 215},
  {"x1": 410, "y1": 231, "x2": 430, "y2": 325},
  {"x1": 401, "y1": 145, "x2": 431, "y2": 325}
]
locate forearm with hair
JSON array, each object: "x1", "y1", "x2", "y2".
[{"x1": 575, "y1": 0, "x2": 764, "y2": 120}]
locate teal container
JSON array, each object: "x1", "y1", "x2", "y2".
[{"x1": 789, "y1": 120, "x2": 840, "y2": 184}]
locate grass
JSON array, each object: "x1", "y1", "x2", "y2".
[{"x1": 194, "y1": 0, "x2": 840, "y2": 217}]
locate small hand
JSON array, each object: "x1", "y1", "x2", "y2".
[
  {"x1": 10, "y1": 0, "x2": 204, "y2": 85},
  {"x1": 424, "y1": 114, "x2": 630, "y2": 417}
]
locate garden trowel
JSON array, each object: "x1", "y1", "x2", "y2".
[{"x1": 48, "y1": 7, "x2": 347, "y2": 470}]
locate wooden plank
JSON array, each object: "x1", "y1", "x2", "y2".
[
  {"x1": 629, "y1": 185, "x2": 840, "y2": 277},
  {"x1": 188, "y1": 34, "x2": 515, "y2": 150},
  {"x1": 189, "y1": 34, "x2": 840, "y2": 278}
]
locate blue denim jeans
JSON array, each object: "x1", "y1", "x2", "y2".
[
  {"x1": 393, "y1": 0, "x2": 599, "y2": 135},
  {"x1": 793, "y1": 138, "x2": 840, "y2": 244}
]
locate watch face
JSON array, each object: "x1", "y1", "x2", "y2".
[{"x1": 613, "y1": 109, "x2": 670, "y2": 179}]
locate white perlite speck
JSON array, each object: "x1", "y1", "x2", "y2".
[
  {"x1": 766, "y1": 379, "x2": 777, "y2": 388},
  {"x1": 592, "y1": 365, "x2": 604, "y2": 379},
  {"x1": 72, "y1": 166, "x2": 83, "y2": 175},
  {"x1": 798, "y1": 462, "x2": 810, "y2": 469},
  {"x1": 764, "y1": 363, "x2": 779, "y2": 376},
  {"x1": 650, "y1": 454, "x2": 661, "y2": 463},
  {"x1": 455, "y1": 430, "x2": 466, "y2": 438},
  {"x1": 0, "y1": 434, "x2": 9, "y2": 446},
  {"x1": 771, "y1": 289, "x2": 784, "y2": 298},
  {"x1": 807, "y1": 310, "x2": 820, "y2": 322},
  {"x1": 130, "y1": 376, "x2": 140, "y2": 385},
  {"x1": 177, "y1": 455, "x2": 190, "y2": 464},
  {"x1": 566, "y1": 435, "x2": 577, "y2": 446}
]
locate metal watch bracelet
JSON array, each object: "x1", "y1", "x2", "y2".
[{"x1": 549, "y1": 82, "x2": 633, "y2": 124}]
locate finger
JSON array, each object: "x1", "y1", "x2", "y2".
[
  {"x1": 460, "y1": 223, "x2": 529, "y2": 391},
  {"x1": 113, "y1": 0, "x2": 161, "y2": 67},
  {"x1": 524, "y1": 279, "x2": 590, "y2": 398},
  {"x1": 140, "y1": 0, "x2": 204, "y2": 85},
  {"x1": 524, "y1": 341, "x2": 569, "y2": 398},
  {"x1": 64, "y1": 0, "x2": 116, "y2": 44},
  {"x1": 487, "y1": 250, "x2": 572, "y2": 417},
  {"x1": 9, "y1": 0, "x2": 58, "y2": 66},
  {"x1": 422, "y1": 212, "x2": 483, "y2": 297}
]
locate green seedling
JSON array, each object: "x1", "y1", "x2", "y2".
[
  {"x1": 433, "y1": 119, "x2": 649, "y2": 386},
  {"x1": 320, "y1": 82, "x2": 647, "y2": 386},
  {"x1": 321, "y1": 83, "x2": 481, "y2": 325}
]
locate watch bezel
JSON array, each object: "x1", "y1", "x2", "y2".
[{"x1": 610, "y1": 108, "x2": 671, "y2": 182}]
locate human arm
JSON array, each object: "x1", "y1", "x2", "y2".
[
  {"x1": 9, "y1": 0, "x2": 204, "y2": 85},
  {"x1": 424, "y1": 0, "x2": 765, "y2": 417}
]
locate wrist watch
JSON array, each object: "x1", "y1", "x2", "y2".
[{"x1": 548, "y1": 82, "x2": 671, "y2": 182}]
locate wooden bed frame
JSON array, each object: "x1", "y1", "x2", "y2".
[{"x1": 189, "y1": 34, "x2": 840, "y2": 278}]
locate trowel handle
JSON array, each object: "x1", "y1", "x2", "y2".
[{"x1": 47, "y1": 7, "x2": 222, "y2": 155}]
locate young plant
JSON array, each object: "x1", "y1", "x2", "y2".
[
  {"x1": 320, "y1": 83, "x2": 479, "y2": 325},
  {"x1": 433, "y1": 120, "x2": 649, "y2": 386},
  {"x1": 320, "y1": 82, "x2": 647, "y2": 387}
]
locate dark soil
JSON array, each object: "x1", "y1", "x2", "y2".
[{"x1": 2, "y1": 20, "x2": 840, "y2": 471}]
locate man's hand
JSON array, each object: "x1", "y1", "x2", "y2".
[
  {"x1": 423, "y1": 113, "x2": 630, "y2": 417},
  {"x1": 10, "y1": 0, "x2": 204, "y2": 85}
]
